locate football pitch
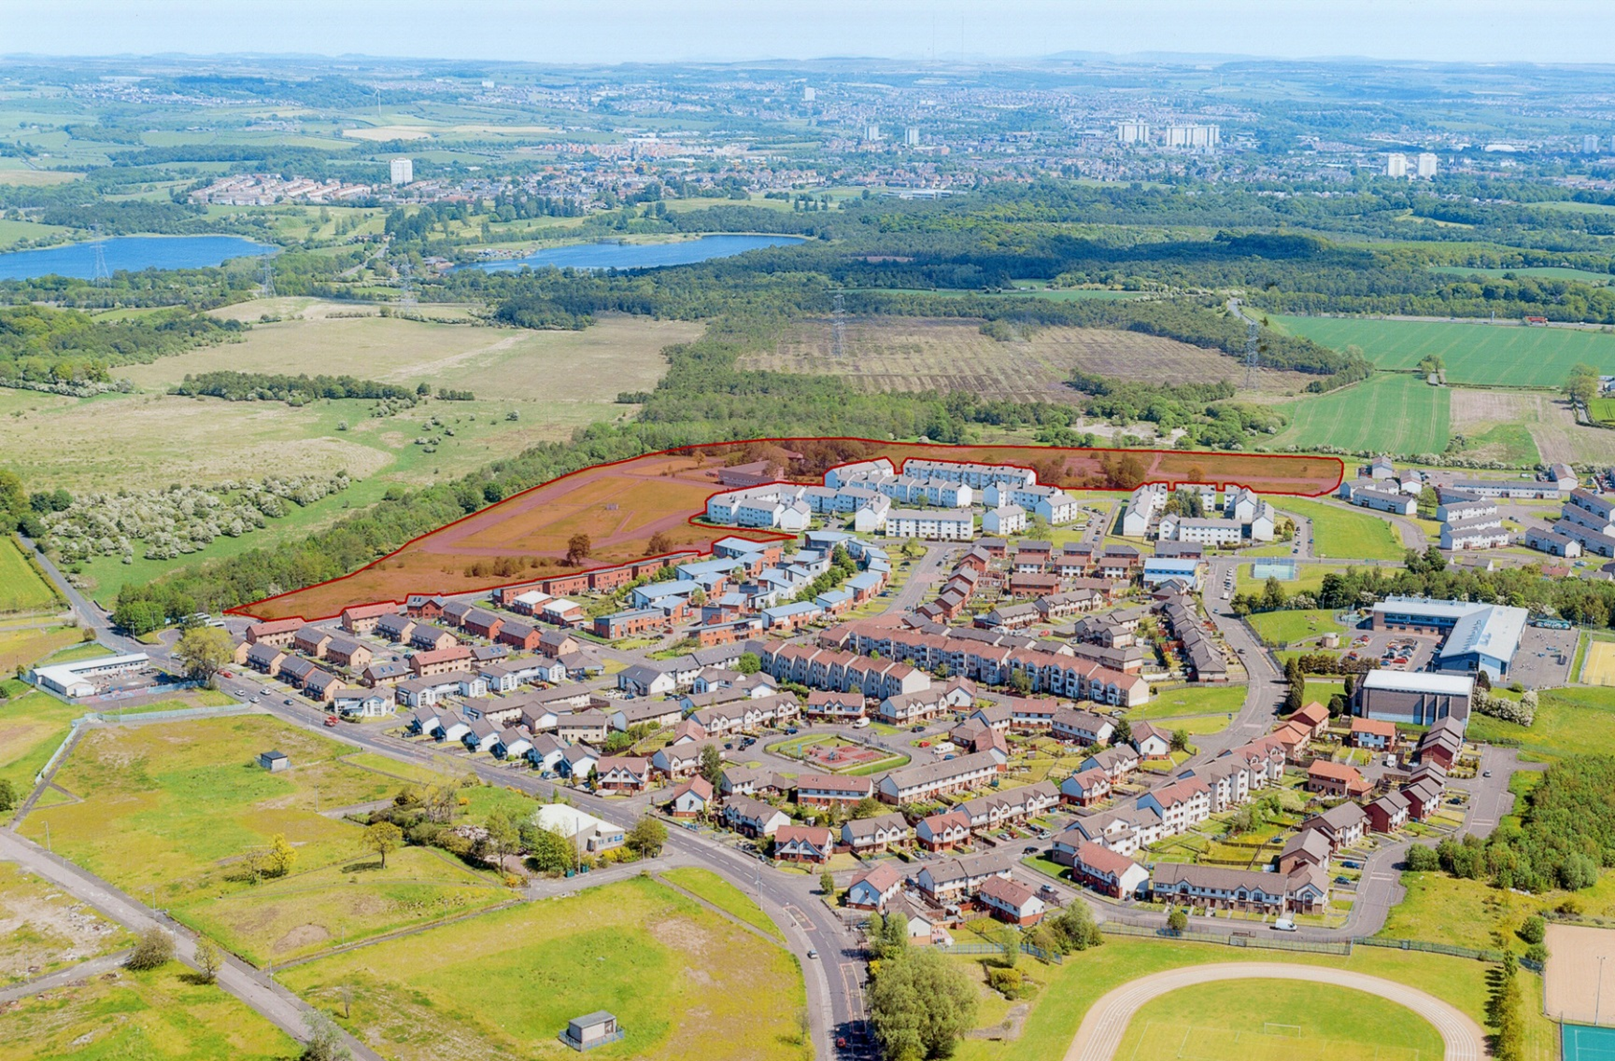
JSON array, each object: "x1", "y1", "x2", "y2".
[
  {"x1": 1275, "y1": 315, "x2": 1615, "y2": 387},
  {"x1": 1124, "y1": 1021, "x2": 1423, "y2": 1061}
]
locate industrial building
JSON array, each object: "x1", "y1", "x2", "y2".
[
  {"x1": 32, "y1": 653, "x2": 150, "y2": 698},
  {"x1": 1353, "y1": 670, "x2": 1472, "y2": 726},
  {"x1": 1370, "y1": 596, "x2": 1527, "y2": 679}
]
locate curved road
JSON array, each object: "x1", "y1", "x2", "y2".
[{"x1": 1062, "y1": 962, "x2": 1486, "y2": 1061}]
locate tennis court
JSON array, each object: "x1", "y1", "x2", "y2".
[
  {"x1": 1564, "y1": 1022, "x2": 1615, "y2": 1061},
  {"x1": 1251, "y1": 558, "x2": 1299, "y2": 581}
]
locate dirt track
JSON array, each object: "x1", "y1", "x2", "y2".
[{"x1": 1062, "y1": 961, "x2": 1486, "y2": 1061}]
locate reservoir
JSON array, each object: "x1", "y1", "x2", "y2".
[
  {"x1": 0, "y1": 235, "x2": 277, "y2": 280},
  {"x1": 462, "y1": 233, "x2": 806, "y2": 273}
]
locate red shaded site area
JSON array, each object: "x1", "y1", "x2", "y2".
[{"x1": 238, "y1": 438, "x2": 1343, "y2": 621}]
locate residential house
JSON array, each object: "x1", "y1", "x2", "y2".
[
  {"x1": 916, "y1": 810, "x2": 972, "y2": 852},
  {"x1": 1065, "y1": 839, "x2": 1150, "y2": 899},
  {"x1": 846, "y1": 863, "x2": 904, "y2": 911},
  {"x1": 1306, "y1": 760, "x2": 1372, "y2": 799},
  {"x1": 594, "y1": 757, "x2": 652, "y2": 793},
  {"x1": 977, "y1": 876, "x2": 1046, "y2": 926},
  {"x1": 1300, "y1": 801, "x2": 1369, "y2": 852},
  {"x1": 1277, "y1": 830, "x2": 1332, "y2": 875},
  {"x1": 796, "y1": 773, "x2": 874, "y2": 807},
  {"x1": 1058, "y1": 767, "x2": 1113, "y2": 807},
  {"x1": 244, "y1": 618, "x2": 302, "y2": 647},
  {"x1": 773, "y1": 825, "x2": 835, "y2": 864},
  {"x1": 1131, "y1": 722, "x2": 1172, "y2": 759},
  {"x1": 667, "y1": 776, "x2": 714, "y2": 818},
  {"x1": 876, "y1": 751, "x2": 1003, "y2": 805},
  {"x1": 723, "y1": 795, "x2": 793, "y2": 838},
  {"x1": 340, "y1": 603, "x2": 397, "y2": 635},
  {"x1": 1349, "y1": 717, "x2": 1398, "y2": 751},
  {"x1": 841, "y1": 813, "x2": 910, "y2": 855},
  {"x1": 1366, "y1": 791, "x2": 1411, "y2": 834}
]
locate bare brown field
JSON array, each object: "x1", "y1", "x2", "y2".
[
  {"x1": 1544, "y1": 923, "x2": 1615, "y2": 1023},
  {"x1": 1466, "y1": 389, "x2": 1615, "y2": 465},
  {"x1": 747, "y1": 317, "x2": 1315, "y2": 400},
  {"x1": 246, "y1": 439, "x2": 1342, "y2": 620}
]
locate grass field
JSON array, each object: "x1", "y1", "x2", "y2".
[
  {"x1": 1272, "y1": 498, "x2": 1405, "y2": 561},
  {"x1": 1590, "y1": 397, "x2": 1615, "y2": 426},
  {"x1": 17, "y1": 714, "x2": 511, "y2": 962},
  {"x1": 1272, "y1": 374, "x2": 1450, "y2": 455},
  {"x1": 659, "y1": 866, "x2": 786, "y2": 942},
  {"x1": 951, "y1": 937, "x2": 1558, "y2": 1061},
  {"x1": 1113, "y1": 980, "x2": 1441, "y2": 1061},
  {"x1": 1432, "y1": 264, "x2": 1615, "y2": 284},
  {"x1": 1466, "y1": 685, "x2": 1615, "y2": 761},
  {"x1": 1128, "y1": 684, "x2": 1246, "y2": 721},
  {"x1": 1245, "y1": 609, "x2": 1347, "y2": 646},
  {"x1": 744, "y1": 317, "x2": 1316, "y2": 401},
  {"x1": 0, "y1": 623, "x2": 79, "y2": 680},
  {"x1": 1275, "y1": 315, "x2": 1615, "y2": 387},
  {"x1": 1237, "y1": 563, "x2": 1346, "y2": 599},
  {"x1": 0, "y1": 690, "x2": 80, "y2": 797},
  {"x1": 279, "y1": 877, "x2": 809, "y2": 1061},
  {"x1": 0, "y1": 859, "x2": 132, "y2": 985},
  {"x1": 0, "y1": 964, "x2": 298, "y2": 1061},
  {"x1": 0, "y1": 536, "x2": 61, "y2": 615}
]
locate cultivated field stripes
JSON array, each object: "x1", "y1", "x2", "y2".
[
  {"x1": 1274, "y1": 374, "x2": 1450, "y2": 456},
  {"x1": 1276, "y1": 315, "x2": 1615, "y2": 388}
]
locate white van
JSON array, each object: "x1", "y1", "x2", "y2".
[
  {"x1": 1272, "y1": 918, "x2": 1297, "y2": 932},
  {"x1": 852, "y1": 717, "x2": 870, "y2": 729}
]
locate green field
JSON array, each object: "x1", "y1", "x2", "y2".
[
  {"x1": 0, "y1": 964, "x2": 298, "y2": 1061},
  {"x1": 279, "y1": 877, "x2": 809, "y2": 1061},
  {"x1": 951, "y1": 937, "x2": 1557, "y2": 1061},
  {"x1": 1589, "y1": 397, "x2": 1615, "y2": 425},
  {"x1": 0, "y1": 536, "x2": 61, "y2": 614},
  {"x1": 1272, "y1": 498, "x2": 1406, "y2": 561},
  {"x1": 659, "y1": 866, "x2": 786, "y2": 942},
  {"x1": 1274, "y1": 374, "x2": 1449, "y2": 455},
  {"x1": 1432, "y1": 264, "x2": 1615, "y2": 284},
  {"x1": 1466, "y1": 685, "x2": 1615, "y2": 761},
  {"x1": 1275, "y1": 315, "x2": 1615, "y2": 387},
  {"x1": 1245, "y1": 609, "x2": 1347, "y2": 646},
  {"x1": 1113, "y1": 979, "x2": 1441, "y2": 1061},
  {"x1": 1129, "y1": 684, "x2": 1247, "y2": 721},
  {"x1": 17, "y1": 714, "x2": 511, "y2": 964},
  {"x1": 0, "y1": 690, "x2": 81, "y2": 797}
]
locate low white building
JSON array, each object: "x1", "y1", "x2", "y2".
[
  {"x1": 982, "y1": 504, "x2": 1027, "y2": 535},
  {"x1": 32, "y1": 654, "x2": 149, "y2": 698}
]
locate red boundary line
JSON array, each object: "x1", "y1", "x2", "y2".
[{"x1": 228, "y1": 437, "x2": 1345, "y2": 623}]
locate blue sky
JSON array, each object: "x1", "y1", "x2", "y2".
[{"x1": 2, "y1": 0, "x2": 1611, "y2": 66}]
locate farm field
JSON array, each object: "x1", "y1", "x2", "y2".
[
  {"x1": 1272, "y1": 374, "x2": 1449, "y2": 455},
  {"x1": 0, "y1": 535, "x2": 61, "y2": 615},
  {"x1": 0, "y1": 691, "x2": 81, "y2": 796},
  {"x1": 745, "y1": 317, "x2": 1317, "y2": 401},
  {"x1": 247, "y1": 440, "x2": 1344, "y2": 620},
  {"x1": 0, "y1": 859, "x2": 131, "y2": 985},
  {"x1": 658, "y1": 866, "x2": 786, "y2": 942},
  {"x1": 1273, "y1": 315, "x2": 1615, "y2": 387},
  {"x1": 277, "y1": 876, "x2": 809, "y2": 1061},
  {"x1": 0, "y1": 965, "x2": 298, "y2": 1061},
  {"x1": 951, "y1": 938, "x2": 1557, "y2": 1061},
  {"x1": 1431, "y1": 264, "x2": 1615, "y2": 284},
  {"x1": 1272, "y1": 498, "x2": 1405, "y2": 561},
  {"x1": 1112, "y1": 979, "x2": 1441, "y2": 1061},
  {"x1": 1447, "y1": 388, "x2": 1544, "y2": 466},
  {"x1": 14, "y1": 711, "x2": 513, "y2": 965}
]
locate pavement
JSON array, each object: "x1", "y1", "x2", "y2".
[
  {"x1": 0, "y1": 950, "x2": 132, "y2": 1004},
  {"x1": 1060, "y1": 961, "x2": 1487, "y2": 1061}
]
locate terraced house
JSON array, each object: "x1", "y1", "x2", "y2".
[{"x1": 876, "y1": 750, "x2": 1004, "y2": 805}]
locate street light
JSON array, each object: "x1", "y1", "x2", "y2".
[{"x1": 1598, "y1": 955, "x2": 1607, "y2": 1025}]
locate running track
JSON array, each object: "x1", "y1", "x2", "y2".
[{"x1": 1061, "y1": 962, "x2": 1487, "y2": 1061}]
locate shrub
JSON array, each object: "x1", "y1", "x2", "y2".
[
  {"x1": 987, "y1": 966, "x2": 1024, "y2": 999},
  {"x1": 1519, "y1": 915, "x2": 1546, "y2": 945},
  {"x1": 126, "y1": 926, "x2": 175, "y2": 970},
  {"x1": 1405, "y1": 845, "x2": 1440, "y2": 872}
]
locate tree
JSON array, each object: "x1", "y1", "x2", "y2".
[
  {"x1": 193, "y1": 937, "x2": 224, "y2": 983},
  {"x1": 520, "y1": 821, "x2": 572, "y2": 875},
  {"x1": 1566, "y1": 363, "x2": 1600, "y2": 410},
  {"x1": 626, "y1": 815, "x2": 667, "y2": 858},
  {"x1": 698, "y1": 744, "x2": 725, "y2": 786},
  {"x1": 868, "y1": 947, "x2": 979, "y2": 1061},
  {"x1": 997, "y1": 924, "x2": 1020, "y2": 968},
  {"x1": 127, "y1": 926, "x2": 175, "y2": 970},
  {"x1": 484, "y1": 808, "x2": 520, "y2": 867},
  {"x1": 301, "y1": 1010, "x2": 352, "y2": 1061},
  {"x1": 0, "y1": 779, "x2": 15, "y2": 813},
  {"x1": 565, "y1": 533, "x2": 592, "y2": 565},
  {"x1": 820, "y1": 869, "x2": 836, "y2": 897},
  {"x1": 851, "y1": 796, "x2": 885, "y2": 819},
  {"x1": 1110, "y1": 717, "x2": 1132, "y2": 746},
  {"x1": 266, "y1": 833, "x2": 297, "y2": 878},
  {"x1": 1169, "y1": 728, "x2": 1190, "y2": 753},
  {"x1": 1405, "y1": 844, "x2": 1440, "y2": 872},
  {"x1": 175, "y1": 626, "x2": 233, "y2": 686},
  {"x1": 647, "y1": 530, "x2": 672, "y2": 554},
  {"x1": 1166, "y1": 907, "x2": 1188, "y2": 934},
  {"x1": 736, "y1": 652, "x2": 761, "y2": 675},
  {"x1": 360, "y1": 821, "x2": 402, "y2": 868}
]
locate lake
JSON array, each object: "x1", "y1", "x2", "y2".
[
  {"x1": 461, "y1": 233, "x2": 805, "y2": 273},
  {"x1": 0, "y1": 235, "x2": 277, "y2": 281}
]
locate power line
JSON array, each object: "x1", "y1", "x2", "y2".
[
  {"x1": 259, "y1": 256, "x2": 275, "y2": 299},
  {"x1": 1244, "y1": 319, "x2": 1260, "y2": 389},
  {"x1": 831, "y1": 291, "x2": 845, "y2": 358},
  {"x1": 90, "y1": 225, "x2": 110, "y2": 286}
]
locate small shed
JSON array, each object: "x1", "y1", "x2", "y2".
[
  {"x1": 563, "y1": 1011, "x2": 623, "y2": 1051},
  {"x1": 258, "y1": 750, "x2": 289, "y2": 772}
]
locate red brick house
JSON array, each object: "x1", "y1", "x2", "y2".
[{"x1": 773, "y1": 825, "x2": 834, "y2": 864}]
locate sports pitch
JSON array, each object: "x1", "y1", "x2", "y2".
[
  {"x1": 1274, "y1": 374, "x2": 1451, "y2": 455},
  {"x1": 1123, "y1": 1021, "x2": 1424, "y2": 1061},
  {"x1": 1583, "y1": 642, "x2": 1615, "y2": 687},
  {"x1": 1275, "y1": 315, "x2": 1615, "y2": 387},
  {"x1": 1564, "y1": 1023, "x2": 1615, "y2": 1061}
]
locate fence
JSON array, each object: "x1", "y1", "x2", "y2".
[
  {"x1": 937, "y1": 940, "x2": 1063, "y2": 965},
  {"x1": 1352, "y1": 936, "x2": 1542, "y2": 972},
  {"x1": 1102, "y1": 921, "x2": 1352, "y2": 956}
]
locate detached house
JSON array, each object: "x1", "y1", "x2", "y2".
[
  {"x1": 773, "y1": 825, "x2": 835, "y2": 864},
  {"x1": 916, "y1": 810, "x2": 973, "y2": 852},
  {"x1": 594, "y1": 757, "x2": 652, "y2": 793},
  {"x1": 846, "y1": 863, "x2": 904, "y2": 911},
  {"x1": 1065, "y1": 839, "x2": 1150, "y2": 899},
  {"x1": 977, "y1": 876, "x2": 1046, "y2": 926},
  {"x1": 723, "y1": 795, "x2": 792, "y2": 838}
]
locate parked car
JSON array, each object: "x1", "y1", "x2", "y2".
[{"x1": 1272, "y1": 918, "x2": 1297, "y2": 932}]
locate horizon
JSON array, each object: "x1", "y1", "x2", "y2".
[{"x1": 5, "y1": 0, "x2": 1615, "y2": 67}]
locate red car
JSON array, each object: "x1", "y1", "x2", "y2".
[{"x1": 324, "y1": 715, "x2": 339, "y2": 727}]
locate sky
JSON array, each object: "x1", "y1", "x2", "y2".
[{"x1": 3, "y1": 0, "x2": 1614, "y2": 67}]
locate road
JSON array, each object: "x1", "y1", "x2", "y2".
[
  {"x1": 0, "y1": 828, "x2": 384, "y2": 1061},
  {"x1": 1184, "y1": 557, "x2": 1286, "y2": 759},
  {"x1": 1060, "y1": 961, "x2": 1487, "y2": 1061}
]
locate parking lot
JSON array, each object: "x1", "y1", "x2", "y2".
[
  {"x1": 1511, "y1": 624, "x2": 1577, "y2": 690},
  {"x1": 1342, "y1": 630, "x2": 1439, "y2": 672}
]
